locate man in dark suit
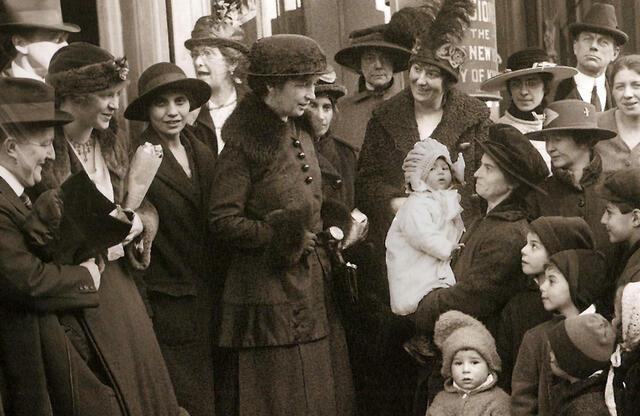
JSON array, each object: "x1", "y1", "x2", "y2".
[
  {"x1": 0, "y1": 78, "x2": 105, "y2": 416},
  {"x1": 554, "y1": 1, "x2": 627, "y2": 111}
]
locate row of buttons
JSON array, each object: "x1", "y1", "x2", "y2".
[{"x1": 292, "y1": 138, "x2": 313, "y2": 184}]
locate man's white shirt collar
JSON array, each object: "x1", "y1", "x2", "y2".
[
  {"x1": 574, "y1": 71, "x2": 607, "y2": 111},
  {"x1": 0, "y1": 164, "x2": 25, "y2": 197}
]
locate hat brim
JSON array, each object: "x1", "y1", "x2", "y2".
[
  {"x1": 184, "y1": 37, "x2": 249, "y2": 55},
  {"x1": 0, "y1": 22, "x2": 80, "y2": 33},
  {"x1": 481, "y1": 66, "x2": 578, "y2": 92},
  {"x1": 409, "y1": 55, "x2": 459, "y2": 82},
  {"x1": 569, "y1": 23, "x2": 628, "y2": 45},
  {"x1": 244, "y1": 66, "x2": 333, "y2": 77},
  {"x1": 526, "y1": 127, "x2": 617, "y2": 142},
  {"x1": 124, "y1": 78, "x2": 211, "y2": 121},
  {"x1": 1, "y1": 109, "x2": 74, "y2": 127},
  {"x1": 334, "y1": 42, "x2": 411, "y2": 74},
  {"x1": 476, "y1": 139, "x2": 548, "y2": 195},
  {"x1": 315, "y1": 84, "x2": 347, "y2": 100}
]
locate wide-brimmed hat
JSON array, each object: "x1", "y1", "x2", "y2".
[
  {"x1": 481, "y1": 48, "x2": 577, "y2": 91},
  {"x1": 46, "y1": 42, "x2": 129, "y2": 96},
  {"x1": 569, "y1": 2, "x2": 628, "y2": 46},
  {"x1": 124, "y1": 62, "x2": 211, "y2": 121},
  {"x1": 314, "y1": 69, "x2": 347, "y2": 101},
  {"x1": 0, "y1": 78, "x2": 72, "y2": 127},
  {"x1": 526, "y1": 100, "x2": 617, "y2": 142},
  {"x1": 476, "y1": 124, "x2": 550, "y2": 194},
  {"x1": 184, "y1": 15, "x2": 248, "y2": 54},
  {"x1": 0, "y1": 0, "x2": 80, "y2": 33},
  {"x1": 334, "y1": 24, "x2": 411, "y2": 74},
  {"x1": 246, "y1": 34, "x2": 329, "y2": 77}
]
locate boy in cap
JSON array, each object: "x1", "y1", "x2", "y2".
[
  {"x1": 511, "y1": 248, "x2": 608, "y2": 415},
  {"x1": 0, "y1": 0, "x2": 80, "y2": 81},
  {"x1": 426, "y1": 310, "x2": 510, "y2": 415},
  {"x1": 547, "y1": 313, "x2": 615, "y2": 415},
  {"x1": 554, "y1": 1, "x2": 627, "y2": 111},
  {"x1": 0, "y1": 78, "x2": 104, "y2": 415},
  {"x1": 598, "y1": 168, "x2": 640, "y2": 286}
]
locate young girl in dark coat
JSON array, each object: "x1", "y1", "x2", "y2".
[{"x1": 124, "y1": 62, "x2": 217, "y2": 416}]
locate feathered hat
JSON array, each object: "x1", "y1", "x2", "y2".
[{"x1": 385, "y1": 0, "x2": 476, "y2": 82}]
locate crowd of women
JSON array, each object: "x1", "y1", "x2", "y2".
[{"x1": 1, "y1": 0, "x2": 640, "y2": 415}]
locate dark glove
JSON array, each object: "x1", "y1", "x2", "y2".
[{"x1": 23, "y1": 189, "x2": 64, "y2": 247}]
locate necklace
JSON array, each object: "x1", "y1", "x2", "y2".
[{"x1": 69, "y1": 137, "x2": 95, "y2": 163}]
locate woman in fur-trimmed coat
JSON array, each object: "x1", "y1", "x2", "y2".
[{"x1": 208, "y1": 35, "x2": 354, "y2": 416}]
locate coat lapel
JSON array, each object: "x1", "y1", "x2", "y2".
[
  {"x1": 0, "y1": 176, "x2": 29, "y2": 217},
  {"x1": 142, "y1": 128, "x2": 200, "y2": 208}
]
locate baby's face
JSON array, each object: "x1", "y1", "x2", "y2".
[
  {"x1": 423, "y1": 158, "x2": 452, "y2": 190},
  {"x1": 451, "y1": 349, "x2": 490, "y2": 390}
]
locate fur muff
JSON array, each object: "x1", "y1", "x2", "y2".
[
  {"x1": 264, "y1": 207, "x2": 311, "y2": 269},
  {"x1": 321, "y1": 198, "x2": 353, "y2": 239}
]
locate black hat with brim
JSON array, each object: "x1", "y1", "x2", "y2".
[
  {"x1": 526, "y1": 99, "x2": 617, "y2": 142},
  {"x1": 0, "y1": 78, "x2": 73, "y2": 127},
  {"x1": 124, "y1": 62, "x2": 211, "y2": 121},
  {"x1": 334, "y1": 25, "x2": 411, "y2": 74},
  {"x1": 0, "y1": 0, "x2": 80, "y2": 33},
  {"x1": 245, "y1": 34, "x2": 331, "y2": 77},
  {"x1": 476, "y1": 124, "x2": 550, "y2": 195}
]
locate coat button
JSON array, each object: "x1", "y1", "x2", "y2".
[
  {"x1": 578, "y1": 198, "x2": 585, "y2": 208},
  {"x1": 297, "y1": 152, "x2": 306, "y2": 159},
  {"x1": 301, "y1": 164, "x2": 310, "y2": 172},
  {"x1": 292, "y1": 139, "x2": 301, "y2": 148},
  {"x1": 305, "y1": 176, "x2": 313, "y2": 184}
]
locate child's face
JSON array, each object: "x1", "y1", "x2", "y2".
[
  {"x1": 423, "y1": 157, "x2": 453, "y2": 191},
  {"x1": 601, "y1": 202, "x2": 635, "y2": 243},
  {"x1": 521, "y1": 231, "x2": 550, "y2": 276},
  {"x1": 451, "y1": 349, "x2": 490, "y2": 390},
  {"x1": 538, "y1": 265, "x2": 573, "y2": 312}
]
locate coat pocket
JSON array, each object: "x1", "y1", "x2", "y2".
[{"x1": 148, "y1": 291, "x2": 201, "y2": 346}]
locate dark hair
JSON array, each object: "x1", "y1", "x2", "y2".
[
  {"x1": 611, "y1": 200, "x2": 639, "y2": 214},
  {"x1": 610, "y1": 54, "x2": 640, "y2": 84}
]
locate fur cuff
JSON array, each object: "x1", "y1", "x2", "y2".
[
  {"x1": 264, "y1": 207, "x2": 310, "y2": 269},
  {"x1": 125, "y1": 201, "x2": 158, "y2": 270}
]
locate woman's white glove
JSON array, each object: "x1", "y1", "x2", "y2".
[{"x1": 123, "y1": 212, "x2": 144, "y2": 246}]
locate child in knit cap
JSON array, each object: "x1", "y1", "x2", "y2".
[
  {"x1": 426, "y1": 310, "x2": 510, "y2": 415},
  {"x1": 547, "y1": 313, "x2": 615, "y2": 415},
  {"x1": 604, "y1": 282, "x2": 640, "y2": 416},
  {"x1": 498, "y1": 216, "x2": 595, "y2": 390},
  {"x1": 386, "y1": 138, "x2": 465, "y2": 360},
  {"x1": 511, "y1": 248, "x2": 607, "y2": 416}
]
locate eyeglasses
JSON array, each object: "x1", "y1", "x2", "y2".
[{"x1": 510, "y1": 78, "x2": 544, "y2": 90}]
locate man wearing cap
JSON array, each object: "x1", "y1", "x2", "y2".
[
  {"x1": 526, "y1": 99, "x2": 620, "y2": 311},
  {"x1": 0, "y1": 0, "x2": 79, "y2": 81},
  {"x1": 554, "y1": 1, "x2": 627, "y2": 111},
  {"x1": 332, "y1": 24, "x2": 411, "y2": 154},
  {"x1": 184, "y1": 14, "x2": 249, "y2": 158},
  {"x1": 0, "y1": 78, "x2": 107, "y2": 415}
]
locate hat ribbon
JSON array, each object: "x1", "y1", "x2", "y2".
[{"x1": 504, "y1": 61, "x2": 556, "y2": 73}]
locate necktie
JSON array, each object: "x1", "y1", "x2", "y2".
[
  {"x1": 19, "y1": 192, "x2": 32, "y2": 209},
  {"x1": 590, "y1": 84, "x2": 602, "y2": 112}
]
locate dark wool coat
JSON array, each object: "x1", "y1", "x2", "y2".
[
  {"x1": 415, "y1": 194, "x2": 530, "y2": 336},
  {"x1": 0, "y1": 177, "x2": 105, "y2": 416},
  {"x1": 554, "y1": 77, "x2": 613, "y2": 111},
  {"x1": 209, "y1": 92, "x2": 328, "y2": 348},
  {"x1": 209, "y1": 93, "x2": 354, "y2": 415},
  {"x1": 525, "y1": 153, "x2": 620, "y2": 312},
  {"x1": 612, "y1": 346, "x2": 640, "y2": 416},
  {"x1": 314, "y1": 132, "x2": 357, "y2": 212},
  {"x1": 30, "y1": 127, "x2": 181, "y2": 416},
  {"x1": 616, "y1": 242, "x2": 640, "y2": 287},
  {"x1": 190, "y1": 84, "x2": 248, "y2": 158},
  {"x1": 550, "y1": 372, "x2": 609, "y2": 416},
  {"x1": 331, "y1": 84, "x2": 397, "y2": 155},
  {"x1": 511, "y1": 317, "x2": 563, "y2": 416},
  {"x1": 135, "y1": 126, "x2": 217, "y2": 416}
]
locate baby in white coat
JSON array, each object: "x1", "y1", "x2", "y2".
[{"x1": 386, "y1": 138, "x2": 466, "y2": 362}]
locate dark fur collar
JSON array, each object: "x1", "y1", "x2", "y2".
[
  {"x1": 38, "y1": 124, "x2": 129, "y2": 192},
  {"x1": 551, "y1": 152, "x2": 602, "y2": 190},
  {"x1": 223, "y1": 92, "x2": 313, "y2": 165},
  {"x1": 373, "y1": 87, "x2": 490, "y2": 156}
]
